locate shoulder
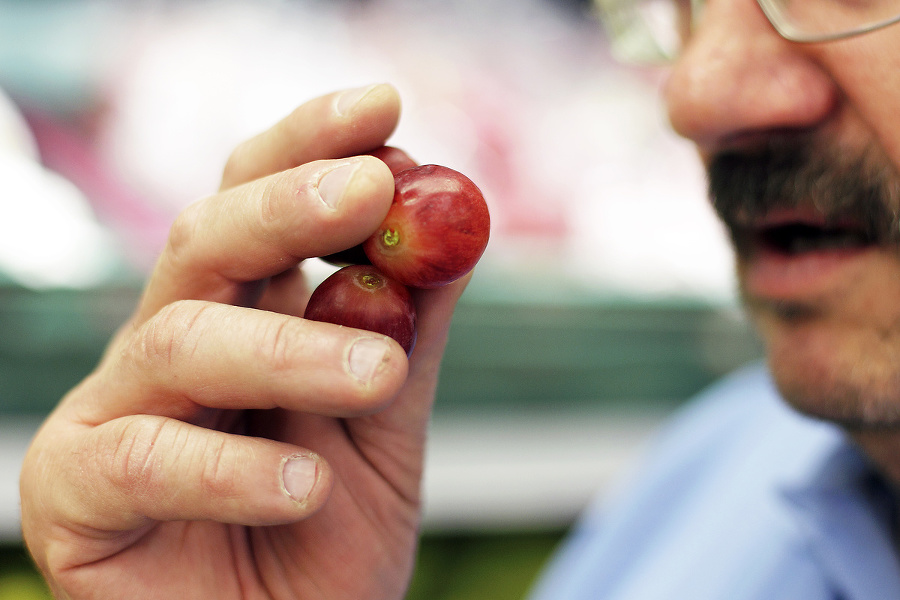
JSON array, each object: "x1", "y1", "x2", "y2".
[
  {"x1": 593, "y1": 362, "x2": 847, "y2": 520},
  {"x1": 639, "y1": 362, "x2": 843, "y2": 483},
  {"x1": 529, "y1": 362, "x2": 847, "y2": 600}
]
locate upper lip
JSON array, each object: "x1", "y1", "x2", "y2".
[{"x1": 735, "y1": 207, "x2": 840, "y2": 229}]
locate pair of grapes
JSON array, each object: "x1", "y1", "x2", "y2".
[{"x1": 304, "y1": 148, "x2": 491, "y2": 356}]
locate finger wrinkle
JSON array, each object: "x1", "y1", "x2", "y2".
[
  {"x1": 255, "y1": 174, "x2": 290, "y2": 229},
  {"x1": 164, "y1": 201, "x2": 205, "y2": 273},
  {"x1": 197, "y1": 431, "x2": 239, "y2": 501},
  {"x1": 265, "y1": 315, "x2": 297, "y2": 375},
  {"x1": 135, "y1": 301, "x2": 212, "y2": 374},
  {"x1": 104, "y1": 417, "x2": 168, "y2": 496}
]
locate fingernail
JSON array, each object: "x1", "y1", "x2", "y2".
[
  {"x1": 282, "y1": 455, "x2": 319, "y2": 503},
  {"x1": 348, "y1": 337, "x2": 389, "y2": 383},
  {"x1": 317, "y1": 161, "x2": 360, "y2": 209},
  {"x1": 335, "y1": 84, "x2": 378, "y2": 117}
]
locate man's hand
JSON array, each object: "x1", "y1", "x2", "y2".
[{"x1": 19, "y1": 84, "x2": 470, "y2": 599}]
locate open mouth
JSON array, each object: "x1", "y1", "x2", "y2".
[
  {"x1": 728, "y1": 206, "x2": 884, "y2": 259},
  {"x1": 756, "y1": 222, "x2": 876, "y2": 255},
  {"x1": 730, "y1": 211, "x2": 888, "y2": 300}
]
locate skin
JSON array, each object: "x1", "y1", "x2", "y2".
[
  {"x1": 663, "y1": 1, "x2": 900, "y2": 479},
  {"x1": 19, "y1": 83, "x2": 471, "y2": 599},
  {"x1": 22, "y1": 3, "x2": 900, "y2": 598}
]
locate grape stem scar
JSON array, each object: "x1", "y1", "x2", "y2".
[{"x1": 382, "y1": 229, "x2": 400, "y2": 247}]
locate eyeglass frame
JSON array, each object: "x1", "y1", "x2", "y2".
[
  {"x1": 757, "y1": 0, "x2": 900, "y2": 43},
  {"x1": 594, "y1": 0, "x2": 900, "y2": 64}
]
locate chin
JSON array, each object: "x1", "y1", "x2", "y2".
[{"x1": 751, "y1": 300, "x2": 900, "y2": 430}]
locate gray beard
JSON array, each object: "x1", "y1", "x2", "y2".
[{"x1": 707, "y1": 133, "x2": 900, "y2": 253}]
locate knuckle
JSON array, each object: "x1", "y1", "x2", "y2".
[
  {"x1": 103, "y1": 417, "x2": 170, "y2": 495},
  {"x1": 235, "y1": 171, "x2": 302, "y2": 247},
  {"x1": 128, "y1": 300, "x2": 211, "y2": 370},
  {"x1": 165, "y1": 202, "x2": 204, "y2": 268},
  {"x1": 102, "y1": 418, "x2": 241, "y2": 503},
  {"x1": 255, "y1": 175, "x2": 288, "y2": 229},
  {"x1": 197, "y1": 434, "x2": 240, "y2": 500},
  {"x1": 259, "y1": 314, "x2": 301, "y2": 375}
]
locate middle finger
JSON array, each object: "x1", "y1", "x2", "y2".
[
  {"x1": 70, "y1": 300, "x2": 409, "y2": 425},
  {"x1": 134, "y1": 156, "x2": 394, "y2": 325}
]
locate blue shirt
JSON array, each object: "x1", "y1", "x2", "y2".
[{"x1": 528, "y1": 363, "x2": 900, "y2": 600}]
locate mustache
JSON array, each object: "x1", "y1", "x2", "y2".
[{"x1": 707, "y1": 135, "x2": 900, "y2": 245}]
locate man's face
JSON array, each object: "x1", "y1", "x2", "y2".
[{"x1": 663, "y1": 0, "x2": 900, "y2": 428}]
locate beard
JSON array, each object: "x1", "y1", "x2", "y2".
[
  {"x1": 705, "y1": 133, "x2": 900, "y2": 429},
  {"x1": 708, "y1": 133, "x2": 900, "y2": 251}
]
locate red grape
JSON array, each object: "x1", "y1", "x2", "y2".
[
  {"x1": 304, "y1": 265, "x2": 417, "y2": 356},
  {"x1": 363, "y1": 164, "x2": 490, "y2": 289}
]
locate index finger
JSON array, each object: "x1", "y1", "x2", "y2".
[
  {"x1": 133, "y1": 156, "x2": 394, "y2": 325},
  {"x1": 132, "y1": 84, "x2": 402, "y2": 326}
]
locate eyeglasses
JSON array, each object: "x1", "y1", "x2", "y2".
[{"x1": 594, "y1": 0, "x2": 900, "y2": 63}]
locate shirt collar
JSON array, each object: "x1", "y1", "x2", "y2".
[{"x1": 782, "y1": 441, "x2": 900, "y2": 599}]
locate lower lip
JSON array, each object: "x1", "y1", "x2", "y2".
[{"x1": 741, "y1": 243, "x2": 873, "y2": 300}]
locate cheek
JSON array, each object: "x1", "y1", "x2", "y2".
[{"x1": 819, "y1": 37, "x2": 900, "y2": 168}]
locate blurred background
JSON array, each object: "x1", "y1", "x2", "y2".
[{"x1": 0, "y1": 0, "x2": 762, "y2": 597}]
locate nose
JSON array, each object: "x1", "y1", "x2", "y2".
[{"x1": 664, "y1": 0, "x2": 838, "y2": 152}]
